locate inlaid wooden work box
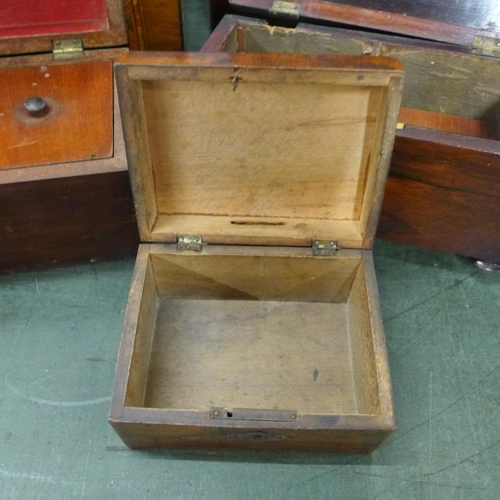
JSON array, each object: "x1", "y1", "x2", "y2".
[
  {"x1": 0, "y1": 0, "x2": 138, "y2": 272},
  {"x1": 204, "y1": 13, "x2": 500, "y2": 263},
  {"x1": 109, "y1": 52, "x2": 404, "y2": 452}
]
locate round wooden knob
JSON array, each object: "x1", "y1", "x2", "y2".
[{"x1": 24, "y1": 97, "x2": 49, "y2": 117}]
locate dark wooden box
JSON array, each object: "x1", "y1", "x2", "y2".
[
  {"x1": 0, "y1": 0, "x2": 138, "y2": 273},
  {"x1": 204, "y1": 10, "x2": 500, "y2": 263},
  {"x1": 109, "y1": 52, "x2": 404, "y2": 452}
]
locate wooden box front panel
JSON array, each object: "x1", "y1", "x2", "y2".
[
  {"x1": 109, "y1": 245, "x2": 394, "y2": 452},
  {"x1": 0, "y1": 60, "x2": 113, "y2": 169}
]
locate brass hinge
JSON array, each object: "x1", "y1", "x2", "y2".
[
  {"x1": 312, "y1": 240, "x2": 339, "y2": 256},
  {"x1": 472, "y1": 35, "x2": 500, "y2": 58},
  {"x1": 177, "y1": 235, "x2": 202, "y2": 252},
  {"x1": 52, "y1": 39, "x2": 84, "y2": 60},
  {"x1": 270, "y1": 0, "x2": 301, "y2": 19}
]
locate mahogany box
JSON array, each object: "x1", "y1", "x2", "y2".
[
  {"x1": 0, "y1": 0, "x2": 139, "y2": 272},
  {"x1": 108, "y1": 52, "x2": 404, "y2": 452},
  {"x1": 203, "y1": 9, "x2": 500, "y2": 263}
]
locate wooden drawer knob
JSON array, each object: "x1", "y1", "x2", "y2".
[{"x1": 24, "y1": 97, "x2": 49, "y2": 117}]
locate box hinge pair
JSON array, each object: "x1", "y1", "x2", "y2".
[
  {"x1": 52, "y1": 39, "x2": 84, "y2": 60},
  {"x1": 312, "y1": 240, "x2": 339, "y2": 256},
  {"x1": 472, "y1": 35, "x2": 500, "y2": 58},
  {"x1": 177, "y1": 235, "x2": 203, "y2": 252},
  {"x1": 270, "y1": 0, "x2": 301, "y2": 20}
]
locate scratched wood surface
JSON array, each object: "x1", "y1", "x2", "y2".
[
  {"x1": 0, "y1": 60, "x2": 113, "y2": 169},
  {"x1": 1, "y1": 239, "x2": 499, "y2": 497}
]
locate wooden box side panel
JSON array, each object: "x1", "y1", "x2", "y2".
[
  {"x1": 115, "y1": 65, "x2": 157, "y2": 240},
  {"x1": 347, "y1": 259, "x2": 380, "y2": 415},
  {"x1": 149, "y1": 249, "x2": 361, "y2": 302},
  {"x1": 110, "y1": 420, "x2": 392, "y2": 452},
  {"x1": 360, "y1": 76, "x2": 403, "y2": 247},
  {"x1": 110, "y1": 245, "x2": 157, "y2": 416},
  {"x1": 124, "y1": 256, "x2": 159, "y2": 408},
  {"x1": 379, "y1": 137, "x2": 500, "y2": 262},
  {"x1": 379, "y1": 44, "x2": 500, "y2": 130},
  {"x1": 347, "y1": 252, "x2": 393, "y2": 423},
  {"x1": 0, "y1": 171, "x2": 138, "y2": 273}
]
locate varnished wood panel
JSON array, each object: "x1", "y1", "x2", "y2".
[
  {"x1": 311, "y1": 0, "x2": 500, "y2": 32},
  {"x1": 399, "y1": 108, "x2": 489, "y2": 140},
  {"x1": 0, "y1": 61, "x2": 113, "y2": 169},
  {"x1": 0, "y1": 171, "x2": 138, "y2": 273},
  {"x1": 125, "y1": 0, "x2": 183, "y2": 51},
  {"x1": 379, "y1": 137, "x2": 500, "y2": 262}
]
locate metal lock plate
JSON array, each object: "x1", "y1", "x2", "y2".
[{"x1": 210, "y1": 408, "x2": 297, "y2": 422}]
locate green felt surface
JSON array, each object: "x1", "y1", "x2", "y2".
[{"x1": 1, "y1": 239, "x2": 499, "y2": 499}]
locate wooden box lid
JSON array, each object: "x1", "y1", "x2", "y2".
[
  {"x1": 116, "y1": 52, "x2": 403, "y2": 249},
  {"x1": 230, "y1": 0, "x2": 500, "y2": 50},
  {"x1": 0, "y1": 0, "x2": 126, "y2": 56}
]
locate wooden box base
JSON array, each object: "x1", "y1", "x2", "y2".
[{"x1": 109, "y1": 244, "x2": 394, "y2": 452}]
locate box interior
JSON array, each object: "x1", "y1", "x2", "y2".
[
  {"x1": 123, "y1": 251, "x2": 382, "y2": 416},
  {"x1": 133, "y1": 64, "x2": 392, "y2": 247},
  {"x1": 222, "y1": 23, "x2": 499, "y2": 140}
]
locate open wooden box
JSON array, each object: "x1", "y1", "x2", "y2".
[
  {"x1": 109, "y1": 52, "x2": 404, "y2": 452},
  {"x1": 203, "y1": 15, "x2": 500, "y2": 263}
]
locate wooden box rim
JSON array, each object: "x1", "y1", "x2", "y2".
[
  {"x1": 116, "y1": 51, "x2": 404, "y2": 250},
  {"x1": 0, "y1": 0, "x2": 127, "y2": 56},
  {"x1": 229, "y1": 0, "x2": 500, "y2": 48}
]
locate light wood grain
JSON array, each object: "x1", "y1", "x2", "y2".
[
  {"x1": 150, "y1": 252, "x2": 360, "y2": 302},
  {"x1": 144, "y1": 299, "x2": 358, "y2": 414},
  {"x1": 143, "y1": 79, "x2": 380, "y2": 222},
  {"x1": 116, "y1": 52, "x2": 403, "y2": 248},
  {"x1": 347, "y1": 259, "x2": 380, "y2": 414},
  {"x1": 124, "y1": 257, "x2": 159, "y2": 408}
]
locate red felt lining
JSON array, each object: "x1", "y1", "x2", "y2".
[{"x1": 0, "y1": 0, "x2": 108, "y2": 38}]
